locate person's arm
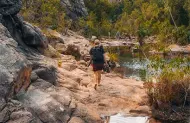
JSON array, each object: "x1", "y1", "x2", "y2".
[
  {"x1": 103, "y1": 54, "x2": 108, "y2": 65},
  {"x1": 88, "y1": 48, "x2": 93, "y2": 67},
  {"x1": 101, "y1": 46, "x2": 108, "y2": 65},
  {"x1": 87, "y1": 56, "x2": 92, "y2": 67}
]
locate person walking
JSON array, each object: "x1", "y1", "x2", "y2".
[{"x1": 89, "y1": 40, "x2": 107, "y2": 90}]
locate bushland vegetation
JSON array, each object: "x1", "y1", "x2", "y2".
[
  {"x1": 21, "y1": 0, "x2": 190, "y2": 45},
  {"x1": 80, "y1": 0, "x2": 190, "y2": 45}
]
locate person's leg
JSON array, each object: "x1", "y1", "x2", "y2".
[
  {"x1": 94, "y1": 71, "x2": 98, "y2": 89},
  {"x1": 97, "y1": 70, "x2": 102, "y2": 85}
]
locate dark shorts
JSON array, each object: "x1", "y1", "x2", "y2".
[{"x1": 92, "y1": 64, "x2": 104, "y2": 71}]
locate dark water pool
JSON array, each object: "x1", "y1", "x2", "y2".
[{"x1": 119, "y1": 52, "x2": 147, "y2": 81}]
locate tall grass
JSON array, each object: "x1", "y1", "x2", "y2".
[{"x1": 144, "y1": 57, "x2": 190, "y2": 109}]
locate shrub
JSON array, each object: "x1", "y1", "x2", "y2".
[
  {"x1": 21, "y1": 0, "x2": 68, "y2": 32},
  {"x1": 145, "y1": 57, "x2": 190, "y2": 109},
  {"x1": 108, "y1": 53, "x2": 119, "y2": 62}
]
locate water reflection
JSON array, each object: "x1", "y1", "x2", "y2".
[
  {"x1": 104, "y1": 114, "x2": 149, "y2": 123},
  {"x1": 119, "y1": 52, "x2": 147, "y2": 81}
]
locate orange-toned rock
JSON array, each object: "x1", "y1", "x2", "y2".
[{"x1": 168, "y1": 44, "x2": 183, "y2": 52}]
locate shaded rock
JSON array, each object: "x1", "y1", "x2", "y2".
[
  {"x1": 0, "y1": 107, "x2": 10, "y2": 122},
  {"x1": 0, "y1": 14, "x2": 2, "y2": 22},
  {"x1": 0, "y1": 65, "x2": 14, "y2": 98},
  {"x1": 65, "y1": 44, "x2": 81, "y2": 59},
  {"x1": 31, "y1": 79, "x2": 53, "y2": 90},
  {"x1": 8, "y1": 110, "x2": 33, "y2": 123},
  {"x1": 0, "y1": 24, "x2": 32, "y2": 99},
  {"x1": 60, "y1": 0, "x2": 88, "y2": 20},
  {"x1": 33, "y1": 66, "x2": 57, "y2": 85},
  {"x1": 22, "y1": 22, "x2": 48, "y2": 48},
  {"x1": 30, "y1": 72, "x2": 38, "y2": 83},
  {"x1": 0, "y1": 98, "x2": 6, "y2": 111},
  {"x1": 0, "y1": 0, "x2": 22, "y2": 15}
]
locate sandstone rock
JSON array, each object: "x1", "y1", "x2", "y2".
[
  {"x1": 168, "y1": 44, "x2": 183, "y2": 52},
  {"x1": 78, "y1": 60, "x2": 87, "y2": 66},
  {"x1": 73, "y1": 103, "x2": 102, "y2": 123},
  {"x1": 55, "y1": 43, "x2": 67, "y2": 54},
  {"x1": 58, "y1": 68, "x2": 81, "y2": 83},
  {"x1": 44, "y1": 44, "x2": 61, "y2": 58},
  {"x1": 1, "y1": 0, "x2": 48, "y2": 50},
  {"x1": 61, "y1": 63, "x2": 78, "y2": 71},
  {"x1": 47, "y1": 29, "x2": 65, "y2": 44},
  {"x1": 183, "y1": 45, "x2": 190, "y2": 53},
  {"x1": 129, "y1": 106, "x2": 151, "y2": 115},
  {"x1": 68, "y1": 117, "x2": 85, "y2": 123},
  {"x1": 58, "y1": 77, "x2": 80, "y2": 90}
]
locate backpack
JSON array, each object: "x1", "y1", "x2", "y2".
[{"x1": 92, "y1": 46, "x2": 104, "y2": 62}]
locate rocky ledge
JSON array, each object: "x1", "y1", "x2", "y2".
[
  {"x1": 0, "y1": 0, "x2": 150, "y2": 123},
  {"x1": 0, "y1": 23, "x2": 150, "y2": 123}
]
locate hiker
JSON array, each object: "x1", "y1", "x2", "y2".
[{"x1": 89, "y1": 39, "x2": 107, "y2": 90}]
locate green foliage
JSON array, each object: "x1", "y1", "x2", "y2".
[
  {"x1": 108, "y1": 53, "x2": 119, "y2": 62},
  {"x1": 81, "y1": 0, "x2": 190, "y2": 45},
  {"x1": 21, "y1": 0, "x2": 69, "y2": 32},
  {"x1": 145, "y1": 57, "x2": 190, "y2": 108},
  {"x1": 21, "y1": 0, "x2": 190, "y2": 45}
]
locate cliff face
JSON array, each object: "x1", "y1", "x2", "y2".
[
  {"x1": 0, "y1": 0, "x2": 48, "y2": 49},
  {"x1": 0, "y1": 1, "x2": 101, "y2": 123},
  {"x1": 61, "y1": 0, "x2": 88, "y2": 20}
]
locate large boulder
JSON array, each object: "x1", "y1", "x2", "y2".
[
  {"x1": 0, "y1": 0, "x2": 48, "y2": 49},
  {"x1": 18, "y1": 86, "x2": 73, "y2": 123},
  {"x1": 22, "y1": 22, "x2": 48, "y2": 48},
  {"x1": 0, "y1": 24, "x2": 34, "y2": 122},
  {"x1": 0, "y1": 24, "x2": 32, "y2": 100},
  {"x1": 33, "y1": 66, "x2": 57, "y2": 85},
  {"x1": 0, "y1": 0, "x2": 22, "y2": 15},
  {"x1": 60, "y1": 0, "x2": 88, "y2": 20}
]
